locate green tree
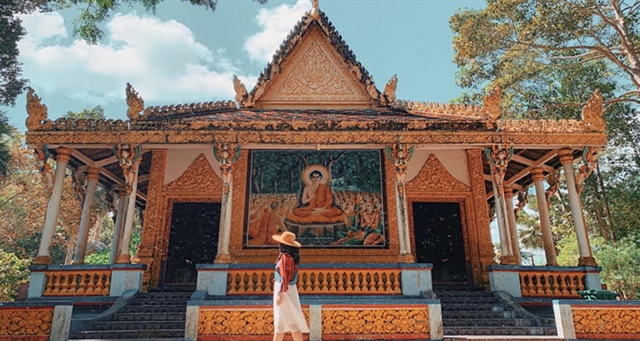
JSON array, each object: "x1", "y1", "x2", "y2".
[
  {"x1": 1, "y1": 0, "x2": 268, "y2": 106},
  {"x1": 451, "y1": 0, "x2": 640, "y2": 110},
  {"x1": 0, "y1": 250, "x2": 30, "y2": 301}
]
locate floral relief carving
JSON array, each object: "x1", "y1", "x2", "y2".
[
  {"x1": 406, "y1": 154, "x2": 470, "y2": 195},
  {"x1": 165, "y1": 153, "x2": 222, "y2": 195},
  {"x1": 573, "y1": 308, "x2": 640, "y2": 336},
  {"x1": 322, "y1": 308, "x2": 429, "y2": 335},
  {"x1": 0, "y1": 308, "x2": 53, "y2": 336},
  {"x1": 198, "y1": 308, "x2": 309, "y2": 336}
]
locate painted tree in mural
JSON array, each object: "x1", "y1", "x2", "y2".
[{"x1": 451, "y1": 0, "x2": 640, "y2": 297}]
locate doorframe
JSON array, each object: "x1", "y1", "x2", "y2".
[
  {"x1": 160, "y1": 197, "x2": 221, "y2": 286},
  {"x1": 407, "y1": 194, "x2": 477, "y2": 285}
]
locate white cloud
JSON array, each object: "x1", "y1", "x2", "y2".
[
  {"x1": 18, "y1": 12, "x2": 251, "y2": 106},
  {"x1": 244, "y1": 0, "x2": 311, "y2": 63}
]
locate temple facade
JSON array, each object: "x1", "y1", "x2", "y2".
[{"x1": 10, "y1": 4, "x2": 637, "y2": 341}]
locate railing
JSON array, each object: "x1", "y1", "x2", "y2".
[
  {"x1": 41, "y1": 267, "x2": 111, "y2": 297},
  {"x1": 519, "y1": 271, "x2": 585, "y2": 298},
  {"x1": 225, "y1": 265, "x2": 404, "y2": 295}
]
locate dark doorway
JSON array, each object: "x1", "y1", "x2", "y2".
[
  {"x1": 413, "y1": 202, "x2": 468, "y2": 284},
  {"x1": 164, "y1": 202, "x2": 220, "y2": 288}
]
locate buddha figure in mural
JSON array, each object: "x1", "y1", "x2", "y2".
[{"x1": 285, "y1": 165, "x2": 344, "y2": 224}]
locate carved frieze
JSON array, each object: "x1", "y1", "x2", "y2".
[
  {"x1": 322, "y1": 308, "x2": 429, "y2": 335},
  {"x1": 406, "y1": 154, "x2": 470, "y2": 195},
  {"x1": 165, "y1": 153, "x2": 222, "y2": 195},
  {"x1": 574, "y1": 308, "x2": 640, "y2": 336},
  {"x1": 0, "y1": 307, "x2": 53, "y2": 336}
]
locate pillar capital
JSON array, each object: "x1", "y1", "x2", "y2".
[
  {"x1": 558, "y1": 149, "x2": 575, "y2": 165},
  {"x1": 504, "y1": 187, "x2": 515, "y2": 199},
  {"x1": 531, "y1": 167, "x2": 546, "y2": 181},
  {"x1": 55, "y1": 148, "x2": 72, "y2": 163},
  {"x1": 86, "y1": 167, "x2": 101, "y2": 181}
]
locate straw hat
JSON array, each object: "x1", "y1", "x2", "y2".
[{"x1": 272, "y1": 231, "x2": 302, "y2": 248}]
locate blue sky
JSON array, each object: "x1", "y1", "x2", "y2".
[{"x1": 5, "y1": 0, "x2": 484, "y2": 131}]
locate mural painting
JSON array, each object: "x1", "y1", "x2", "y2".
[{"x1": 245, "y1": 150, "x2": 387, "y2": 247}]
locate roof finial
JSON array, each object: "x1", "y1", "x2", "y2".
[{"x1": 311, "y1": 0, "x2": 319, "y2": 18}]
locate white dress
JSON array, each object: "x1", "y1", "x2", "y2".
[{"x1": 273, "y1": 278, "x2": 309, "y2": 333}]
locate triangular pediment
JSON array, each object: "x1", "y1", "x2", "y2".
[{"x1": 235, "y1": 11, "x2": 393, "y2": 110}]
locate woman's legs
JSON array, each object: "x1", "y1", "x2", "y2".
[
  {"x1": 273, "y1": 332, "x2": 285, "y2": 341},
  {"x1": 291, "y1": 330, "x2": 303, "y2": 341}
]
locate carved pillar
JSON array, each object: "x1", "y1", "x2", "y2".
[
  {"x1": 559, "y1": 149, "x2": 596, "y2": 266},
  {"x1": 138, "y1": 150, "x2": 166, "y2": 289},
  {"x1": 110, "y1": 188, "x2": 127, "y2": 264},
  {"x1": 504, "y1": 187, "x2": 521, "y2": 265},
  {"x1": 34, "y1": 148, "x2": 72, "y2": 265},
  {"x1": 213, "y1": 144, "x2": 240, "y2": 263},
  {"x1": 386, "y1": 143, "x2": 414, "y2": 262},
  {"x1": 72, "y1": 167, "x2": 101, "y2": 264},
  {"x1": 467, "y1": 150, "x2": 496, "y2": 286},
  {"x1": 114, "y1": 144, "x2": 142, "y2": 264},
  {"x1": 531, "y1": 168, "x2": 558, "y2": 266},
  {"x1": 492, "y1": 180, "x2": 515, "y2": 264},
  {"x1": 486, "y1": 146, "x2": 516, "y2": 265}
]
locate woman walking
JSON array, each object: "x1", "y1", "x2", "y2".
[{"x1": 271, "y1": 231, "x2": 309, "y2": 341}]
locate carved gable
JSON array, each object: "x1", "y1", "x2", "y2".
[
  {"x1": 406, "y1": 154, "x2": 471, "y2": 195},
  {"x1": 165, "y1": 153, "x2": 222, "y2": 196},
  {"x1": 255, "y1": 24, "x2": 375, "y2": 109}
]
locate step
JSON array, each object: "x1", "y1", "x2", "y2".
[
  {"x1": 441, "y1": 303, "x2": 508, "y2": 311},
  {"x1": 443, "y1": 310, "x2": 518, "y2": 319},
  {"x1": 69, "y1": 329, "x2": 185, "y2": 339},
  {"x1": 138, "y1": 292, "x2": 193, "y2": 299},
  {"x1": 444, "y1": 326, "x2": 557, "y2": 336},
  {"x1": 112, "y1": 312, "x2": 186, "y2": 322},
  {"x1": 436, "y1": 290, "x2": 497, "y2": 297},
  {"x1": 443, "y1": 318, "x2": 539, "y2": 327},
  {"x1": 438, "y1": 296, "x2": 504, "y2": 304},
  {"x1": 128, "y1": 298, "x2": 190, "y2": 305},
  {"x1": 71, "y1": 339, "x2": 185, "y2": 341},
  {"x1": 122, "y1": 305, "x2": 187, "y2": 313},
  {"x1": 92, "y1": 320, "x2": 185, "y2": 331}
]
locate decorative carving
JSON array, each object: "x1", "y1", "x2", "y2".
[
  {"x1": 126, "y1": 83, "x2": 146, "y2": 121},
  {"x1": 233, "y1": 75, "x2": 253, "y2": 108},
  {"x1": 406, "y1": 154, "x2": 471, "y2": 195},
  {"x1": 383, "y1": 74, "x2": 398, "y2": 104},
  {"x1": 25, "y1": 87, "x2": 52, "y2": 131},
  {"x1": 26, "y1": 129, "x2": 608, "y2": 147},
  {"x1": 497, "y1": 119, "x2": 586, "y2": 132},
  {"x1": 385, "y1": 142, "x2": 414, "y2": 187},
  {"x1": 322, "y1": 308, "x2": 429, "y2": 335},
  {"x1": 166, "y1": 154, "x2": 222, "y2": 194},
  {"x1": 34, "y1": 145, "x2": 53, "y2": 188},
  {"x1": 514, "y1": 191, "x2": 528, "y2": 220},
  {"x1": 482, "y1": 83, "x2": 502, "y2": 120},
  {"x1": 259, "y1": 31, "x2": 372, "y2": 104},
  {"x1": 545, "y1": 168, "x2": 561, "y2": 209},
  {"x1": 485, "y1": 145, "x2": 514, "y2": 195},
  {"x1": 573, "y1": 308, "x2": 640, "y2": 337},
  {"x1": 198, "y1": 308, "x2": 309, "y2": 337},
  {"x1": 138, "y1": 150, "x2": 166, "y2": 289},
  {"x1": 391, "y1": 100, "x2": 485, "y2": 119},
  {"x1": 468, "y1": 149, "x2": 496, "y2": 285},
  {"x1": 71, "y1": 167, "x2": 87, "y2": 206},
  {"x1": 581, "y1": 89, "x2": 606, "y2": 132},
  {"x1": 114, "y1": 144, "x2": 142, "y2": 194},
  {"x1": 142, "y1": 100, "x2": 236, "y2": 118},
  {"x1": 213, "y1": 144, "x2": 241, "y2": 194},
  {"x1": 576, "y1": 146, "x2": 600, "y2": 194},
  {"x1": 0, "y1": 307, "x2": 53, "y2": 336},
  {"x1": 249, "y1": 10, "x2": 374, "y2": 105}
]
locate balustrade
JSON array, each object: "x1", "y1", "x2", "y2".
[
  {"x1": 226, "y1": 267, "x2": 402, "y2": 295},
  {"x1": 42, "y1": 269, "x2": 111, "y2": 296},
  {"x1": 519, "y1": 270, "x2": 585, "y2": 298}
]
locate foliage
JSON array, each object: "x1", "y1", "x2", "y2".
[
  {"x1": 84, "y1": 248, "x2": 110, "y2": 265},
  {"x1": 592, "y1": 233, "x2": 640, "y2": 299},
  {"x1": 1, "y1": 0, "x2": 268, "y2": 106},
  {"x1": 0, "y1": 111, "x2": 15, "y2": 177},
  {"x1": 451, "y1": 0, "x2": 640, "y2": 112},
  {"x1": 0, "y1": 137, "x2": 81, "y2": 264},
  {"x1": 0, "y1": 250, "x2": 30, "y2": 301}
]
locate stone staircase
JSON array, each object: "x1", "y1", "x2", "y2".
[
  {"x1": 69, "y1": 291, "x2": 191, "y2": 340},
  {"x1": 437, "y1": 290, "x2": 559, "y2": 339}
]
